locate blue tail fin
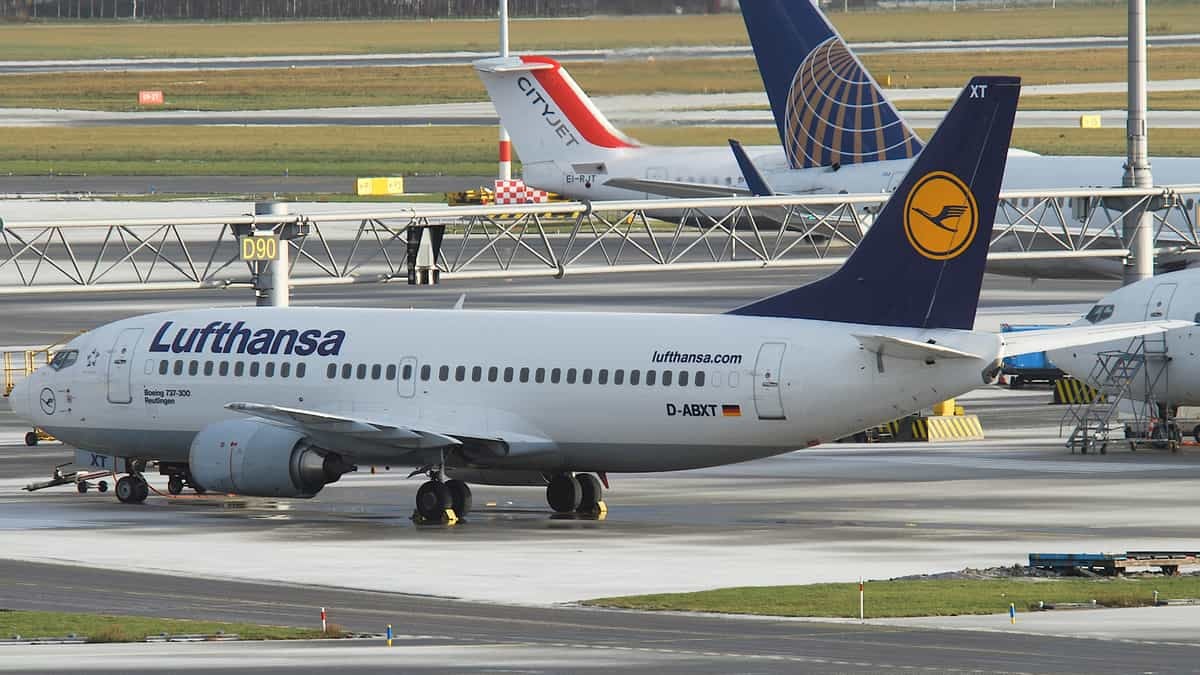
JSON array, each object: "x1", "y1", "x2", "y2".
[
  {"x1": 728, "y1": 76, "x2": 1020, "y2": 331},
  {"x1": 729, "y1": 139, "x2": 775, "y2": 196},
  {"x1": 739, "y1": 0, "x2": 922, "y2": 170}
]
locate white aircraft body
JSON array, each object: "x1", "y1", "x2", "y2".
[
  {"x1": 9, "y1": 78, "x2": 1182, "y2": 520},
  {"x1": 1050, "y1": 267, "x2": 1200, "y2": 406}
]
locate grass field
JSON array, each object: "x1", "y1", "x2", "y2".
[
  {"x1": 903, "y1": 91, "x2": 1200, "y2": 111},
  {"x1": 3, "y1": 47, "x2": 1199, "y2": 112},
  {"x1": 0, "y1": 4, "x2": 1198, "y2": 60},
  {"x1": 0, "y1": 609, "x2": 337, "y2": 641},
  {"x1": 586, "y1": 576, "x2": 1200, "y2": 618},
  {"x1": 1, "y1": 125, "x2": 1195, "y2": 177}
]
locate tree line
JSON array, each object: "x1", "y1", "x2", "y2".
[{"x1": 1, "y1": 0, "x2": 734, "y2": 20}]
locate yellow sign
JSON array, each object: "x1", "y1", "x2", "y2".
[
  {"x1": 1079, "y1": 114, "x2": 1102, "y2": 129},
  {"x1": 240, "y1": 235, "x2": 280, "y2": 261},
  {"x1": 903, "y1": 171, "x2": 979, "y2": 260},
  {"x1": 355, "y1": 177, "x2": 405, "y2": 196}
]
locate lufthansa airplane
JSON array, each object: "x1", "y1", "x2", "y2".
[{"x1": 9, "y1": 77, "x2": 1182, "y2": 521}]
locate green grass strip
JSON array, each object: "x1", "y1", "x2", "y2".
[
  {"x1": 0, "y1": 609, "x2": 339, "y2": 642},
  {"x1": 586, "y1": 576, "x2": 1200, "y2": 618}
]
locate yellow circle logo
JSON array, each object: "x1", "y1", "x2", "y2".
[{"x1": 903, "y1": 171, "x2": 979, "y2": 260}]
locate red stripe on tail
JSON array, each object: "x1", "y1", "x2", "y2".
[{"x1": 521, "y1": 55, "x2": 638, "y2": 150}]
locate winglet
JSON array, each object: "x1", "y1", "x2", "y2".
[{"x1": 729, "y1": 139, "x2": 775, "y2": 196}]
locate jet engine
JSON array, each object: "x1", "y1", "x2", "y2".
[{"x1": 189, "y1": 419, "x2": 353, "y2": 498}]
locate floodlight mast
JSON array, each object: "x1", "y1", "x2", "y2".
[
  {"x1": 1123, "y1": 0, "x2": 1154, "y2": 285},
  {"x1": 498, "y1": 1, "x2": 513, "y2": 181}
]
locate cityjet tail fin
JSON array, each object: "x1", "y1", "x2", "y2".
[
  {"x1": 999, "y1": 320, "x2": 1192, "y2": 357},
  {"x1": 728, "y1": 76, "x2": 1019, "y2": 330},
  {"x1": 739, "y1": 0, "x2": 922, "y2": 170},
  {"x1": 474, "y1": 55, "x2": 641, "y2": 164}
]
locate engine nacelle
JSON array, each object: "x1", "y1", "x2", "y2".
[{"x1": 189, "y1": 419, "x2": 353, "y2": 498}]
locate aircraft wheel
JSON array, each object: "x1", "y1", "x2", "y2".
[
  {"x1": 115, "y1": 476, "x2": 138, "y2": 504},
  {"x1": 1192, "y1": 425, "x2": 1200, "y2": 443},
  {"x1": 415, "y1": 480, "x2": 451, "y2": 521},
  {"x1": 576, "y1": 473, "x2": 603, "y2": 513},
  {"x1": 77, "y1": 481, "x2": 88, "y2": 494},
  {"x1": 167, "y1": 475, "x2": 185, "y2": 496},
  {"x1": 546, "y1": 474, "x2": 582, "y2": 513},
  {"x1": 24, "y1": 432, "x2": 37, "y2": 447},
  {"x1": 133, "y1": 477, "x2": 149, "y2": 502},
  {"x1": 97, "y1": 480, "x2": 108, "y2": 493},
  {"x1": 445, "y1": 479, "x2": 472, "y2": 517}
]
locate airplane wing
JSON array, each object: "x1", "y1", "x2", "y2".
[
  {"x1": 225, "y1": 402, "x2": 556, "y2": 462},
  {"x1": 603, "y1": 176, "x2": 753, "y2": 199},
  {"x1": 999, "y1": 320, "x2": 1192, "y2": 357},
  {"x1": 853, "y1": 334, "x2": 983, "y2": 361}
]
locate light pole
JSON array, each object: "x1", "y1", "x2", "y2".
[
  {"x1": 1122, "y1": 0, "x2": 1154, "y2": 285},
  {"x1": 498, "y1": 1, "x2": 513, "y2": 181}
]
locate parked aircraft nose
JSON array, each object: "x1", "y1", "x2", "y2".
[{"x1": 8, "y1": 378, "x2": 30, "y2": 420}]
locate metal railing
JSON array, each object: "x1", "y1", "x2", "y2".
[{"x1": 1, "y1": 185, "x2": 1197, "y2": 294}]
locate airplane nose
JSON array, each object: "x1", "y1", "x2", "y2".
[{"x1": 8, "y1": 377, "x2": 30, "y2": 420}]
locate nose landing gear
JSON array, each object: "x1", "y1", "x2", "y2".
[{"x1": 411, "y1": 463, "x2": 473, "y2": 524}]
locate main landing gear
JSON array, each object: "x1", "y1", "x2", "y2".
[
  {"x1": 546, "y1": 472, "x2": 606, "y2": 515},
  {"x1": 115, "y1": 459, "x2": 150, "y2": 504}
]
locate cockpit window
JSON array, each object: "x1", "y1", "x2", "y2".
[
  {"x1": 1085, "y1": 304, "x2": 1115, "y2": 324},
  {"x1": 49, "y1": 350, "x2": 79, "y2": 371}
]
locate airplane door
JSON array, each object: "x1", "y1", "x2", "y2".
[
  {"x1": 397, "y1": 356, "x2": 418, "y2": 398},
  {"x1": 1145, "y1": 283, "x2": 1178, "y2": 320},
  {"x1": 106, "y1": 328, "x2": 142, "y2": 404},
  {"x1": 753, "y1": 342, "x2": 787, "y2": 420}
]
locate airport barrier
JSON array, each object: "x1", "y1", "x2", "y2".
[
  {"x1": 1, "y1": 184, "x2": 1198, "y2": 294},
  {"x1": 924, "y1": 415, "x2": 985, "y2": 442},
  {"x1": 1053, "y1": 377, "x2": 1104, "y2": 404}
]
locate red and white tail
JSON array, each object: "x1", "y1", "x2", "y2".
[{"x1": 474, "y1": 55, "x2": 641, "y2": 164}]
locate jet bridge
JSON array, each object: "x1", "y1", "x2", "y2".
[{"x1": 0, "y1": 185, "x2": 1197, "y2": 294}]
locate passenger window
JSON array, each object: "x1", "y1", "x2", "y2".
[
  {"x1": 662, "y1": 370, "x2": 673, "y2": 386},
  {"x1": 566, "y1": 368, "x2": 577, "y2": 384},
  {"x1": 598, "y1": 369, "x2": 608, "y2": 385},
  {"x1": 174, "y1": 360, "x2": 184, "y2": 376},
  {"x1": 504, "y1": 367, "x2": 514, "y2": 383},
  {"x1": 386, "y1": 364, "x2": 397, "y2": 380},
  {"x1": 439, "y1": 365, "x2": 450, "y2": 382},
  {"x1": 265, "y1": 362, "x2": 275, "y2": 378},
  {"x1": 729, "y1": 371, "x2": 739, "y2": 387},
  {"x1": 535, "y1": 368, "x2": 546, "y2": 384},
  {"x1": 280, "y1": 362, "x2": 291, "y2": 378},
  {"x1": 219, "y1": 361, "x2": 229, "y2": 377},
  {"x1": 159, "y1": 361, "x2": 169, "y2": 375},
  {"x1": 582, "y1": 368, "x2": 593, "y2": 384},
  {"x1": 551, "y1": 368, "x2": 561, "y2": 384},
  {"x1": 520, "y1": 367, "x2": 530, "y2": 383},
  {"x1": 695, "y1": 371, "x2": 706, "y2": 387},
  {"x1": 401, "y1": 364, "x2": 412, "y2": 380},
  {"x1": 189, "y1": 360, "x2": 199, "y2": 376},
  {"x1": 455, "y1": 366, "x2": 466, "y2": 382},
  {"x1": 472, "y1": 366, "x2": 482, "y2": 382},
  {"x1": 327, "y1": 364, "x2": 337, "y2": 379},
  {"x1": 614, "y1": 369, "x2": 624, "y2": 385},
  {"x1": 421, "y1": 365, "x2": 432, "y2": 381},
  {"x1": 709, "y1": 371, "x2": 720, "y2": 387},
  {"x1": 488, "y1": 366, "x2": 498, "y2": 382},
  {"x1": 371, "y1": 364, "x2": 382, "y2": 380},
  {"x1": 678, "y1": 370, "x2": 688, "y2": 387},
  {"x1": 297, "y1": 363, "x2": 306, "y2": 378},
  {"x1": 204, "y1": 361, "x2": 214, "y2": 376},
  {"x1": 250, "y1": 362, "x2": 260, "y2": 377},
  {"x1": 646, "y1": 370, "x2": 657, "y2": 386},
  {"x1": 630, "y1": 370, "x2": 640, "y2": 385},
  {"x1": 342, "y1": 364, "x2": 352, "y2": 379},
  {"x1": 356, "y1": 364, "x2": 367, "y2": 380},
  {"x1": 235, "y1": 362, "x2": 245, "y2": 377}
]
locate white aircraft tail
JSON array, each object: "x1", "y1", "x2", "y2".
[{"x1": 475, "y1": 55, "x2": 642, "y2": 164}]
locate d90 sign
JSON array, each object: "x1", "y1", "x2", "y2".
[{"x1": 241, "y1": 236, "x2": 280, "y2": 261}]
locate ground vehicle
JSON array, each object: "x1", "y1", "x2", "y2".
[{"x1": 1000, "y1": 324, "x2": 1066, "y2": 388}]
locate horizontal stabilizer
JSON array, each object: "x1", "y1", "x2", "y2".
[
  {"x1": 853, "y1": 333, "x2": 982, "y2": 361},
  {"x1": 999, "y1": 320, "x2": 1192, "y2": 357},
  {"x1": 604, "y1": 176, "x2": 752, "y2": 199}
]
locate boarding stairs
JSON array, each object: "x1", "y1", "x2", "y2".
[{"x1": 1061, "y1": 334, "x2": 1168, "y2": 454}]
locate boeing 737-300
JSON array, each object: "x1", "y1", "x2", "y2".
[{"x1": 9, "y1": 77, "x2": 1183, "y2": 521}]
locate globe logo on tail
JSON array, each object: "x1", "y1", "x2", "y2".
[{"x1": 903, "y1": 171, "x2": 979, "y2": 260}]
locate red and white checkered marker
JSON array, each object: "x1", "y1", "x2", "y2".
[{"x1": 493, "y1": 179, "x2": 550, "y2": 205}]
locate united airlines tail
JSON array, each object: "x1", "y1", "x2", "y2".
[
  {"x1": 739, "y1": 0, "x2": 922, "y2": 170},
  {"x1": 729, "y1": 76, "x2": 1019, "y2": 331},
  {"x1": 475, "y1": 55, "x2": 642, "y2": 164}
]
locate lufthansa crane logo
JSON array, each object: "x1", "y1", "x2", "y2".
[
  {"x1": 39, "y1": 387, "x2": 56, "y2": 415},
  {"x1": 903, "y1": 171, "x2": 979, "y2": 260}
]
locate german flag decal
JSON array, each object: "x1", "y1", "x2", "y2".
[{"x1": 722, "y1": 404, "x2": 742, "y2": 417}]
